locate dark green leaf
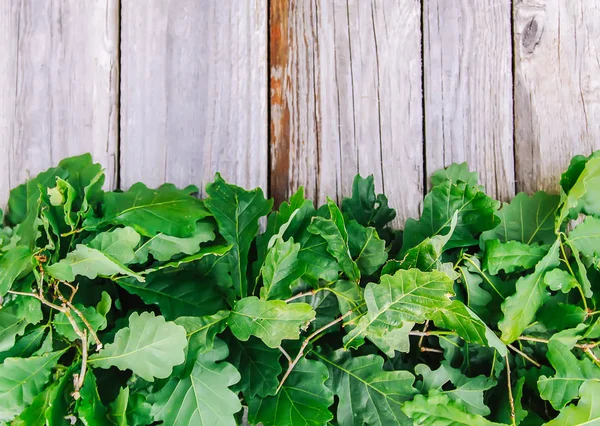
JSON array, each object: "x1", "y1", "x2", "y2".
[
  {"x1": 347, "y1": 220, "x2": 388, "y2": 276},
  {"x1": 205, "y1": 174, "x2": 272, "y2": 297},
  {"x1": 484, "y1": 240, "x2": 548, "y2": 275},
  {"x1": 341, "y1": 174, "x2": 396, "y2": 232}
]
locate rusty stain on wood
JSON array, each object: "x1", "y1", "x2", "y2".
[{"x1": 269, "y1": 0, "x2": 292, "y2": 206}]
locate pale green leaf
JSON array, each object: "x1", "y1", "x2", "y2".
[
  {"x1": 344, "y1": 269, "x2": 454, "y2": 350},
  {"x1": 544, "y1": 269, "x2": 579, "y2": 294},
  {"x1": 150, "y1": 339, "x2": 242, "y2": 426},
  {"x1": 538, "y1": 340, "x2": 600, "y2": 410},
  {"x1": 545, "y1": 381, "x2": 600, "y2": 426},
  {"x1": 90, "y1": 311, "x2": 187, "y2": 381},
  {"x1": 46, "y1": 244, "x2": 144, "y2": 282},
  {"x1": 88, "y1": 227, "x2": 141, "y2": 264},
  {"x1": 260, "y1": 237, "x2": 305, "y2": 300},
  {"x1": 0, "y1": 246, "x2": 32, "y2": 297},
  {"x1": 228, "y1": 297, "x2": 315, "y2": 348}
]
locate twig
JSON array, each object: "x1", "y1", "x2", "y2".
[
  {"x1": 278, "y1": 346, "x2": 292, "y2": 363},
  {"x1": 420, "y1": 346, "x2": 443, "y2": 354},
  {"x1": 519, "y1": 335, "x2": 599, "y2": 350},
  {"x1": 7, "y1": 290, "x2": 66, "y2": 312},
  {"x1": 277, "y1": 311, "x2": 353, "y2": 392},
  {"x1": 584, "y1": 348, "x2": 600, "y2": 367},
  {"x1": 418, "y1": 321, "x2": 430, "y2": 348},
  {"x1": 71, "y1": 329, "x2": 88, "y2": 400},
  {"x1": 53, "y1": 284, "x2": 102, "y2": 350},
  {"x1": 507, "y1": 344, "x2": 541, "y2": 368},
  {"x1": 505, "y1": 355, "x2": 516, "y2": 426},
  {"x1": 285, "y1": 290, "x2": 316, "y2": 303}
]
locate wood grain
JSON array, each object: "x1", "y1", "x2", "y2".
[
  {"x1": 423, "y1": 0, "x2": 515, "y2": 200},
  {"x1": 514, "y1": 0, "x2": 600, "y2": 193},
  {"x1": 270, "y1": 0, "x2": 423, "y2": 225},
  {"x1": 0, "y1": 0, "x2": 119, "y2": 207},
  {"x1": 120, "y1": 0, "x2": 268, "y2": 195}
]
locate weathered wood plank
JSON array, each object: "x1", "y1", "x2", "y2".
[
  {"x1": 120, "y1": 0, "x2": 268, "y2": 194},
  {"x1": 514, "y1": 0, "x2": 600, "y2": 193},
  {"x1": 270, "y1": 0, "x2": 423, "y2": 225},
  {"x1": 0, "y1": 0, "x2": 119, "y2": 207},
  {"x1": 423, "y1": 0, "x2": 515, "y2": 200}
]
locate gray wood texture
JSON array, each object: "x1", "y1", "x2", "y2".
[
  {"x1": 270, "y1": 0, "x2": 423, "y2": 226},
  {"x1": 514, "y1": 0, "x2": 600, "y2": 193},
  {"x1": 119, "y1": 0, "x2": 268, "y2": 195},
  {"x1": 423, "y1": 0, "x2": 515, "y2": 200},
  {"x1": 2, "y1": 0, "x2": 600, "y2": 226},
  {"x1": 0, "y1": 0, "x2": 119, "y2": 205}
]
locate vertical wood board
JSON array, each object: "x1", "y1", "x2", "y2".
[
  {"x1": 270, "y1": 0, "x2": 423, "y2": 225},
  {"x1": 0, "y1": 0, "x2": 119, "y2": 207},
  {"x1": 423, "y1": 0, "x2": 515, "y2": 200},
  {"x1": 120, "y1": 0, "x2": 268, "y2": 194},
  {"x1": 514, "y1": 0, "x2": 600, "y2": 193}
]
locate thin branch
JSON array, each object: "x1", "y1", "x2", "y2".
[
  {"x1": 584, "y1": 348, "x2": 600, "y2": 367},
  {"x1": 420, "y1": 346, "x2": 443, "y2": 354},
  {"x1": 53, "y1": 284, "x2": 102, "y2": 350},
  {"x1": 508, "y1": 344, "x2": 541, "y2": 368},
  {"x1": 7, "y1": 290, "x2": 66, "y2": 312},
  {"x1": 278, "y1": 346, "x2": 292, "y2": 363},
  {"x1": 418, "y1": 321, "x2": 429, "y2": 348},
  {"x1": 519, "y1": 335, "x2": 599, "y2": 350},
  {"x1": 505, "y1": 355, "x2": 516, "y2": 426},
  {"x1": 277, "y1": 310, "x2": 353, "y2": 393},
  {"x1": 285, "y1": 290, "x2": 316, "y2": 303},
  {"x1": 71, "y1": 329, "x2": 88, "y2": 400}
]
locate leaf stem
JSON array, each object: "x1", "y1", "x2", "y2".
[
  {"x1": 559, "y1": 235, "x2": 589, "y2": 312},
  {"x1": 505, "y1": 355, "x2": 517, "y2": 426},
  {"x1": 276, "y1": 310, "x2": 353, "y2": 393},
  {"x1": 507, "y1": 344, "x2": 541, "y2": 368},
  {"x1": 278, "y1": 346, "x2": 292, "y2": 363}
]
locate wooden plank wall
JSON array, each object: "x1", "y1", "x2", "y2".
[{"x1": 1, "y1": 0, "x2": 600, "y2": 226}]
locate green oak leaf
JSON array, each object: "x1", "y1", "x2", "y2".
[
  {"x1": 205, "y1": 173, "x2": 272, "y2": 298},
  {"x1": 89, "y1": 182, "x2": 211, "y2": 237},
  {"x1": 538, "y1": 340, "x2": 600, "y2": 411},
  {"x1": 402, "y1": 180, "x2": 500, "y2": 251},
  {"x1": 347, "y1": 220, "x2": 388, "y2": 276},
  {"x1": 545, "y1": 381, "x2": 600, "y2": 426},
  {"x1": 0, "y1": 326, "x2": 48, "y2": 363},
  {"x1": 315, "y1": 349, "x2": 417, "y2": 425},
  {"x1": 431, "y1": 162, "x2": 480, "y2": 187},
  {"x1": 563, "y1": 237, "x2": 593, "y2": 298},
  {"x1": 544, "y1": 269, "x2": 579, "y2": 294},
  {"x1": 228, "y1": 297, "x2": 315, "y2": 348},
  {"x1": 108, "y1": 386, "x2": 129, "y2": 426},
  {"x1": 402, "y1": 391, "x2": 503, "y2": 425},
  {"x1": 76, "y1": 371, "x2": 109, "y2": 426},
  {"x1": 432, "y1": 300, "x2": 507, "y2": 356},
  {"x1": 297, "y1": 229, "x2": 339, "y2": 285},
  {"x1": 484, "y1": 240, "x2": 548, "y2": 275},
  {"x1": 558, "y1": 155, "x2": 600, "y2": 225},
  {"x1": 132, "y1": 220, "x2": 215, "y2": 263},
  {"x1": 88, "y1": 226, "x2": 141, "y2": 264},
  {"x1": 415, "y1": 362, "x2": 496, "y2": 416},
  {"x1": 457, "y1": 256, "x2": 493, "y2": 314},
  {"x1": 150, "y1": 339, "x2": 242, "y2": 426},
  {"x1": 396, "y1": 212, "x2": 457, "y2": 271},
  {"x1": 481, "y1": 191, "x2": 560, "y2": 244},
  {"x1": 537, "y1": 299, "x2": 587, "y2": 331},
  {"x1": 341, "y1": 174, "x2": 396, "y2": 232},
  {"x1": 0, "y1": 307, "x2": 28, "y2": 352},
  {"x1": 46, "y1": 244, "x2": 144, "y2": 282},
  {"x1": 499, "y1": 239, "x2": 560, "y2": 343},
  {"x1": 174, "y1": 310, "x2": 229, "y2": 376},
  {"x1": 0, "y1": 246, "x2": 32, "y2": 297},
  {"x1": 308, "y1": 198, "x2": 360, "y2": 282},
  {"x1": 228, "y1": 337, "x2": 282, "y2": 399},
  {"x1": 260, "y1": 237, "x2": 305, "y2": 300},
  {"x1": 0, "y1": 350, "x2": 66, "y2": 422},
  {"x1": 248, "y1": 358, "x2": 333, "y2": 426},
  {"x1": 139, "y1": 244, "x2": 231, "y2": 274},
  {"x1": 117, "y1": 265, "x2": 230, "y2": 320},
  {"x1": 568, "y1": 216, "x2": 600, "y2": 262},
  {"x1": 344, "y1": 269, "x2": 454, "y2": 350},
  {"x1": 90, "y1": 311, "x2": 187, "y2": 381}
]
